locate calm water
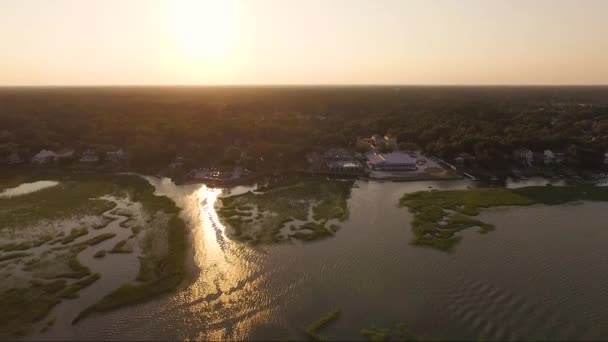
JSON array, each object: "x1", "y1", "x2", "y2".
[
  {"x1": 29, "y1": 177, "x2": 608, "y2": 341},
  {"x1": 0, "y1": 180, "x2": 58, "y2": 198}
]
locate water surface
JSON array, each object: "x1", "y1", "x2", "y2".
[
  {"x1": 28, "y1": 177, "x2": 608, "y2": 341},
  {"x1": 0, "y1": 181, "x2": 59, "y2": 198}
]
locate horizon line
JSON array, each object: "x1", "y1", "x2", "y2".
[{"x1": 1, "y1": 83, "x2": 608, "y2": 88}]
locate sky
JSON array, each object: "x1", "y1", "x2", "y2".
[{"x1": 1, "y1": 0, "x2": 607, "y2": 86}]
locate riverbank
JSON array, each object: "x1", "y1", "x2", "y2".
[
  {"x1": 400, "y1": 185, "x2": 608, "y2": 251},
  {"x1": 3, "y1": 175, "x2": 608, "y2": 340},
  {"x1": 0, "y1": 174, "x2": 188, "y2": 337}
]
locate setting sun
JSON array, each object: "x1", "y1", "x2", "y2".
[{"x1": 168, "y1": 0, "x2": 239, "y2": 63}]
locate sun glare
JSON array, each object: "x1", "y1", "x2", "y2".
[{"x1": 169, "y1": 0, "x2": 239, "y2": 63}]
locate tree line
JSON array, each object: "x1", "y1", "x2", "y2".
[{"x1": 1, "y1": 86, "x2": 608, "y2": 171}]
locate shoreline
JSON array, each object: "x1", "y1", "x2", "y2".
[
  {"x1": 171, "y1": 168, "x2": 464, "y2": 187},
  {"x1": 2, "y1": 164, "x2": 604, "y2": 190}
]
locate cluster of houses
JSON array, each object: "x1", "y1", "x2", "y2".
[
  {"x1": 366, "y1": 152, "x2": 418, "y2": 171},
  {"x1": 511, "y1": 148, "x2": 567, "y2": 167},
  {"x1": 360, "y1": 134, "x2": 398, "y2": 150},
  {"x1": 454, "y1": 147, "x2": 608, "y2": 168},
  {"x1": 3, "y1": 148, "x2": 127, "y2": 166},
  {"x1": 322, "y1": 148, "x2": 364, "y2": 174},
  {"x1": 311, "y1": 134, "x2": 425, "y2": 174}
]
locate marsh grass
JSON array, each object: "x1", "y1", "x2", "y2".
[
  {"x1": 0, "y1": 282, "x2": 64, "y2": 336},
  {"x1": 305, "y1": 309, "x2": 341, "y2": 341},
  {"x1": 92, "y1": 216, "x2": 114, "y2": 230},
  {"x1": 400, "y1": 185, "x2": 608, "y2": 251},
  {"x1": 361, "y1": 322, "x2": 417, "y2": 342},
  {"x1": 0, "y1": 252, "x2": 31, "y2": 262},
  {"x1": 60, "y1": 228, "x2": 89, "y2": 245},
  {"x1": 0, "y1": 175, "x2": 187, "y2": 334},
  {"x1": 0, "y1": 241, "x2": 32, "y2": 252},
  {"x1": 59, "y1": 273, "x2": 101, "y2": 299},
  {"x1": 76, "y1": 233, "x2": 116, "y2": 247},
  {"x1": 109, "y1": 239, "x2": 132, "y2": 254},
  {"x1": 0, "y1": 273, "x2": 98, "y2": 337},
  {"x1": 73, "y1": 179, "x2": 186, "y2": 324},
  {"x1": 93, "y1": 250, "x2": 106, "y2": 258},
  {"x1": 219, "y1": 177, "x2": 353, "y2": 243},
  {"x1": 0, "y1": 180, "x2": 117, "y2": 231},
  {"x1": 293, "y1": 222, "x2": 335, "y2": 241}
]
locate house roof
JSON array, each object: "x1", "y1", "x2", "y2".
[
  {"x1": 367, "y1": 152, "x2": 416, "y2": 165},
  {"x1": 328, "y1": 160, "x2": 361, "y2": 169},
  {"x1": 34, "y1": 150, "x2": 56, "y2": 158}
]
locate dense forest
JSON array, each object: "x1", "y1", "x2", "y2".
[{"x1": 1, "y1": 86, "x2": 608, "y2": 172}]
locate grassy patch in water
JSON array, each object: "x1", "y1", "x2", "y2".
[
  {"x1": 60, "y1": 228, "x2": 89, "y2": 245},
  {"x1": 0, "y1": 252, "x2": 31, "y2": 262},
  {"x1": 0, "y1": 179, "x2": 117, "y2": 231},
  {"x1": 61, "y1": 247, "x2": 91, "y2": 279},
  {"x1": 92, "y1": 216, "x2": 114, "y2": 230},
  {"x1": 73, "y1": 177, "x2": 186, "y2": 324},
  {"x1": 23, "y1": 247, "x2": 90, "y2": 280},
  {"x1": 400, "y1": 185, "x2": 608, "y2": 251},
  {"x1": 0, "y1": 281, "x2": 66, "y2": 337},
  {"x1": 76, "y1": 233, "x2": 116, "y2": 247},
  {"x1": 93, "y1": 250, "x2": 106, "y2": 258},
  {"x1": 361, "y1": 322, "x2": 418, "y2": 342},
  {"x1": 0, "y1": 274, "x2": 98, "y2": 337},
  {"x1": 0, "y1": 175, "x2": 188, "y2": 335},
  {"x1": 305, "y1": 309, "x2": 341, "y2": 341},
  {"x1": 0, "y1": 241, "x2": 33, "y2": 252},
  {"x1": 218, "y1": 177, "x2": 353, "y2": 243},
  {"x1": 108, "y1": 239, "x2": 132, "y2": 254},
  {"x1": 293, "y1": 222, "x2": 335, "y2": 241},
  {"x1": 59, "y1": 273, "x2": 101, "y2": 299}
]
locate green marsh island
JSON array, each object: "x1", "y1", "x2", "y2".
[
  {"x1": 400, "y1": 185, "x2": 608, "y2": 251},
  {"x1": 217, "y1": 177, "x2": 353, "y2": 244},
  {"x1": 0, "y1": 175, "x2": 186, "y2": 336}
]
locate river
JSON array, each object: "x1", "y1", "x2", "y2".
[{"x1": 31, "y1": 176, "x2": 608, "y2": 341}]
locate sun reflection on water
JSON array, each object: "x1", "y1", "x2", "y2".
[{"x1": 163, "y1": 181, "x2": 271, "y2": 340}]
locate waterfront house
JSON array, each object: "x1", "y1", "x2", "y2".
[
  {"x1": 543, "y1": 149, "x2": 565, "y2": 165},
  {"x1": 323, "y1": 148, "x2": 363, "y2": 173},
  {"x1": 31, "y1": 150, "x2": 57, "y2": 164},
  {"x1": 79, "y1": 149, "x2": 99, "y2": 163},
  {"x1": 327, "y1": 160, "x2": 363, "y2": 173},
  {"x1": 366, "y1": 152, "x2": 417, "y2": 171},
  {"x1": 513, "y1": 148, "x2": 534, "y2": 167},
  {"x1": 105, "y1": 148, "x2": 126, "y2": 162},
  {"x1": 544, "y1": 150, "x2": 556, "y2": 165}
]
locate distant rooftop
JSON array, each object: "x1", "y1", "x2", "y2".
[{"x1": 367, "y1": 152, "x2": 416, "y2": 165}]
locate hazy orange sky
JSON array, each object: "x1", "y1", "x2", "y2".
[{"x1": 1, "y1": 0, "x2": 607, "y2": 85}]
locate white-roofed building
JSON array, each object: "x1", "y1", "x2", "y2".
[
  {"x1": 323, "y1": 148, "x2": 363, "y2": 174},
  {"x1": 106, "y1": 148, "x2": 126, "y2": 162},
  {"x1": 366, "y1": 152, "x2": 417, "y2": 171},
  {"x1": 31, "y1": 150, "x2": 57, "y2": 164},
  {"x1": 327, "y1": 160, "x2": 363, "y2": 173},
  {"x1": 79, "y1": 149, "x2": 99, "y2": 163}
]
